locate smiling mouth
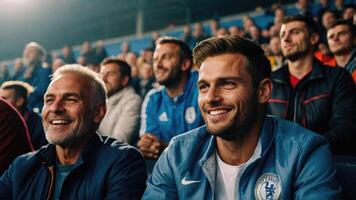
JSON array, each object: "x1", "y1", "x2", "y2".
[
  {"x1": 208, "y1": 109, "x2": 231, "y2": 116},
  {"x1": 50, "y1": 120, "x2": 71, "y2": 125}
]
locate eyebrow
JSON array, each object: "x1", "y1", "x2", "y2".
[
  {"x1": 44, "y1": 92, "x2": 81, "y2": 99},
  {"x1": 198, "y1": 76, "x2": 243, "y2": 84}
]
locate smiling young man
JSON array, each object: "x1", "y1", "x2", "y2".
[
  {"x1": 138, "y1": 37, "x2": 204, "y2": 159},
  {"x1": 0, "y1": 65, "x2": 147, "y2": 199},
  {"x1": 143, "y1": 36, "x2": 341, "y2": 199},
  {"x1": 266, "y1": 15, "x2": 356, "y2": 155}
]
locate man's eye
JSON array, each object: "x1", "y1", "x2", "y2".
[
  {"x1": 45, "y1": 99, "x2": 54, "y2": 104},
  {"x1": 65, "y1": 98, "x2": 78, "y2": 103},
  {"x1": 222, "y1": 81, "x2": 236, "y2": 89},
  {"x1": 198, "y1": 84, "x2": 209, "y2": 91}
]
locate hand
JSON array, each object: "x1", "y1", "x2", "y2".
[{"x1": 137, "y1": 133, "x2": 168, "y2": 159}]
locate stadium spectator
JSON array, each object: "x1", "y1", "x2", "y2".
[
  {"x1": 0, "y1": 63, "x2": 10, "y2": 85},
  {"x1": 327, "y1": 19, "x2": 356, "y2": 84},
  {"x1": 94, "y1": 40, "x2": 108, "y2": 63},
  {"x1": 268, "y1": 35, "x2": 284, "y2": 71},
  {"x1": 181, "y1": 25, "x2": 194, "y2": 48},
  {"x1": 0, "y1": 65, "x2": 147, "y2": 199},
  {"x1": 117, "y1": 41, "x2": 130, "y2": 60},
  {"x1": 0, "y1": 98, "x2": 33, "y2": 175},
  {"x1": 51, "y1": 58, "x2": 65, "y2": 73},
  {"x1": 289, "y1": 0, "x2": 313, "y2": 17},
  {"x1": 0, "y1": 81, "x2": 47, "y2": 149},
  {"x1": 143, "y1": 35, "x2": 342, "y2": 200},
  {"x1": 80, "y1": 41, "x2": 96, "y2": 65},
  {"x1": 60, "y1": 45, "x2": 76, "y2": 64},
  {"x1": 319, "y1": 9, "x2": 337, "y2": 43},
  {"x1": 192, "y1": 23, "x2": 210, "y2": 45},
  {"x1": 247, "y1": 25, "x2": 269, "y2": 44},
  {"x1": 126, "y1": 52, "x2": 139, "y2": 78},
  {"x1": 342, "y1": 4, "x2": 355, "y2": 20},
  {"x1": 99, "y1": 58, "x2": 142, "y2": 145},
  {"x1": 267, "y1": 15, "x2": 356, "y2": 155},
  {"x1": 137, "y1": 37, "x2": 204, "y2": 159},
  {"x1": 11, "y1": 58, "x2": 24, "y2": 81},
  {"x1": 21, "y1": 42, "x2": 51, "y2": 113},
  {"x1": 209, "y1": 19, "x2": 220, "y2": 37},
  {"x1": 86, "y1": 56, "x2": 101, "y2": 73},
  {"x1": 132, "y1": 61, "x2": 156, "y2": 98},
  {"x1": 216, "y1": 27, "x2": 229, "y2": 37},
  {"x1": 228, "y1": 25, "x2": 243, "y2": 37},
  {"x1": 76, "y1": 56, "x2": 86, "y2": 66}
]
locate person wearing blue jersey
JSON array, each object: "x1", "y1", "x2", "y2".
[{"x1": 137, "y1": 37, "x2": 204, "y2": 159}]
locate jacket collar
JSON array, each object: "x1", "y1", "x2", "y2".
[
  {"x1": 272, "y1": 59, "x2": 325, "y2": 85},
  {"x1": 36, "y1": 133, "x2": 103, "y2": 166},
  {"x1": 198, "y1": 116, "x2": 275, "y2": 166}
]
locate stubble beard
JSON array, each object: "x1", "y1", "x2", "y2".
[{"x1": 206, "y1": 93, "x2": 259, "y2": 143}]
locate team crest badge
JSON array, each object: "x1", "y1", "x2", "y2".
[
  {"x1": 254, "y1": 173, "x2": 281, "y2": 200},
  {"x1": 185, "y1": 107, "x2": 196, "y2": 124}
]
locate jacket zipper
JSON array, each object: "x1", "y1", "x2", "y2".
[{"x1": 45, "y1": 165, "x2": 55, "y2": 200}]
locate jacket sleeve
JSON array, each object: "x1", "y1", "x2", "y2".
[
  {"x1": 294, "y1": 137, "x2": 342, "y2": 199},
  {"x1": 104, "y1": 146, "x2": 147, "y2": 200},
  {"x1": 142, "y1": 144, "x2": 178, "y2": 200},
  {"x1": 139, "y1": 91, "x2": 161, "y2": 138},
  {"x1": 0, "y1": 165, "x2": 13, "y2": 199},
  {"x1": 325, "y1": 69, "x2": 356, "y2": 154},
  {"x1": 112, "y1": 95, "x2": 142, "y2": 144}
]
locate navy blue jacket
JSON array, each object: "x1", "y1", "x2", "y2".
[{"x1": 0, "y1": 134, "x2": 147, "y2": 199}]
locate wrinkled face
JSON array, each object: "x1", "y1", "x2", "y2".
[
  {"x1": 327, "y1": 24, "x2": 355, "y2": 55},
  {"x1": 280, "y1": 21, "x2": 313, "y2": 61},
  {"x1": 42, "y1": 73, "x2": 97, "y2": 148},
  {"x1": 100, "y1": 63, "x2": 126, "y2": 97},
  {"x1": 198, "y1": 53, "x2": 259, "y2": 140},
  {"x1": 153, "y1": 43, "x2": 183, "y2": 87}
]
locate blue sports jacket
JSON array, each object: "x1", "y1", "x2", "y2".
[
  {"x1": 140, "y1": 71, "x2": 204, "y2": 142},
  {"x1": 0, "y1": 134, "x2": 147, "y2": 200},
  {"x1": 143, "y1": 116, "x2": 342, "y2": 199}
]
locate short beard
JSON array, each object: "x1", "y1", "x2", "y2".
[
  {"x1": 284, "y1": 50, "x2": 308, "y2": 62},
  {"x1": 206, "y1": 93, "x2": 259, "y2": 143}
]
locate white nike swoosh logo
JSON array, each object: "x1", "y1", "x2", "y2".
[{"x1": 181, "y1": 177, "x2": 201, "y2": 185}]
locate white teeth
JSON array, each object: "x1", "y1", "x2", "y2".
[
  {"x1": 209, "y1": 110, "x2": 227, "y2": 116},
  {"x1": 51, "y1": 120, "x2": 69, "y2": 125}
]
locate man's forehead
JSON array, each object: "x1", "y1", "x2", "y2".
[
  {"x1": 281, "y1": 21, "x2": 307, "y2": 31},
  {"x1": 155, "y1": 43, "x2": 179, "y2": 53}
]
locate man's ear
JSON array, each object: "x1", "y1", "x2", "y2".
[
  {"x1": 257, "y1": 78, "x2": 273, "y2": 104},
  {"x1": 310, "y1": 32, "x2": 320, "y2": 46},
  {"x1": 181, "y1": 59, "x2": 192, "y2": 71},
  {"x1": 121, "y1": 76, "x2": 130, "y2": 86},
  {"x1": 94, "y1": 103, "x2": 107, "y2": 124}
]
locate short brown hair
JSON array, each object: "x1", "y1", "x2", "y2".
[
  {"x1": 193, "y1": 35, "x2": 271, "y2": 88},
  {"x1": 329, "y1": 19, "x2": 356, "y2": 37},
  {"x1": 155, "y1": 36, "x2": 192, "y2": 61},
  {"x1": 281, "y1": 14, "x2": 318, "y2": 34}
]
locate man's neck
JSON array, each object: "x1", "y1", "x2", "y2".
[
  {"x1": 55, "y1": 135, "x2": 92, "y2": 165},
  {"x1": 287, "y1": 54, "x2": 314, "y2": 79},
  {"x1": 165, "y1": 73, "x2": 189, "y2": 98},
  {"x1": 216, "y1": 117, "x2": 263, "y2": 166},
  {"x1": 335, "y1": 52, "x2": 353, "y2": 68}
]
